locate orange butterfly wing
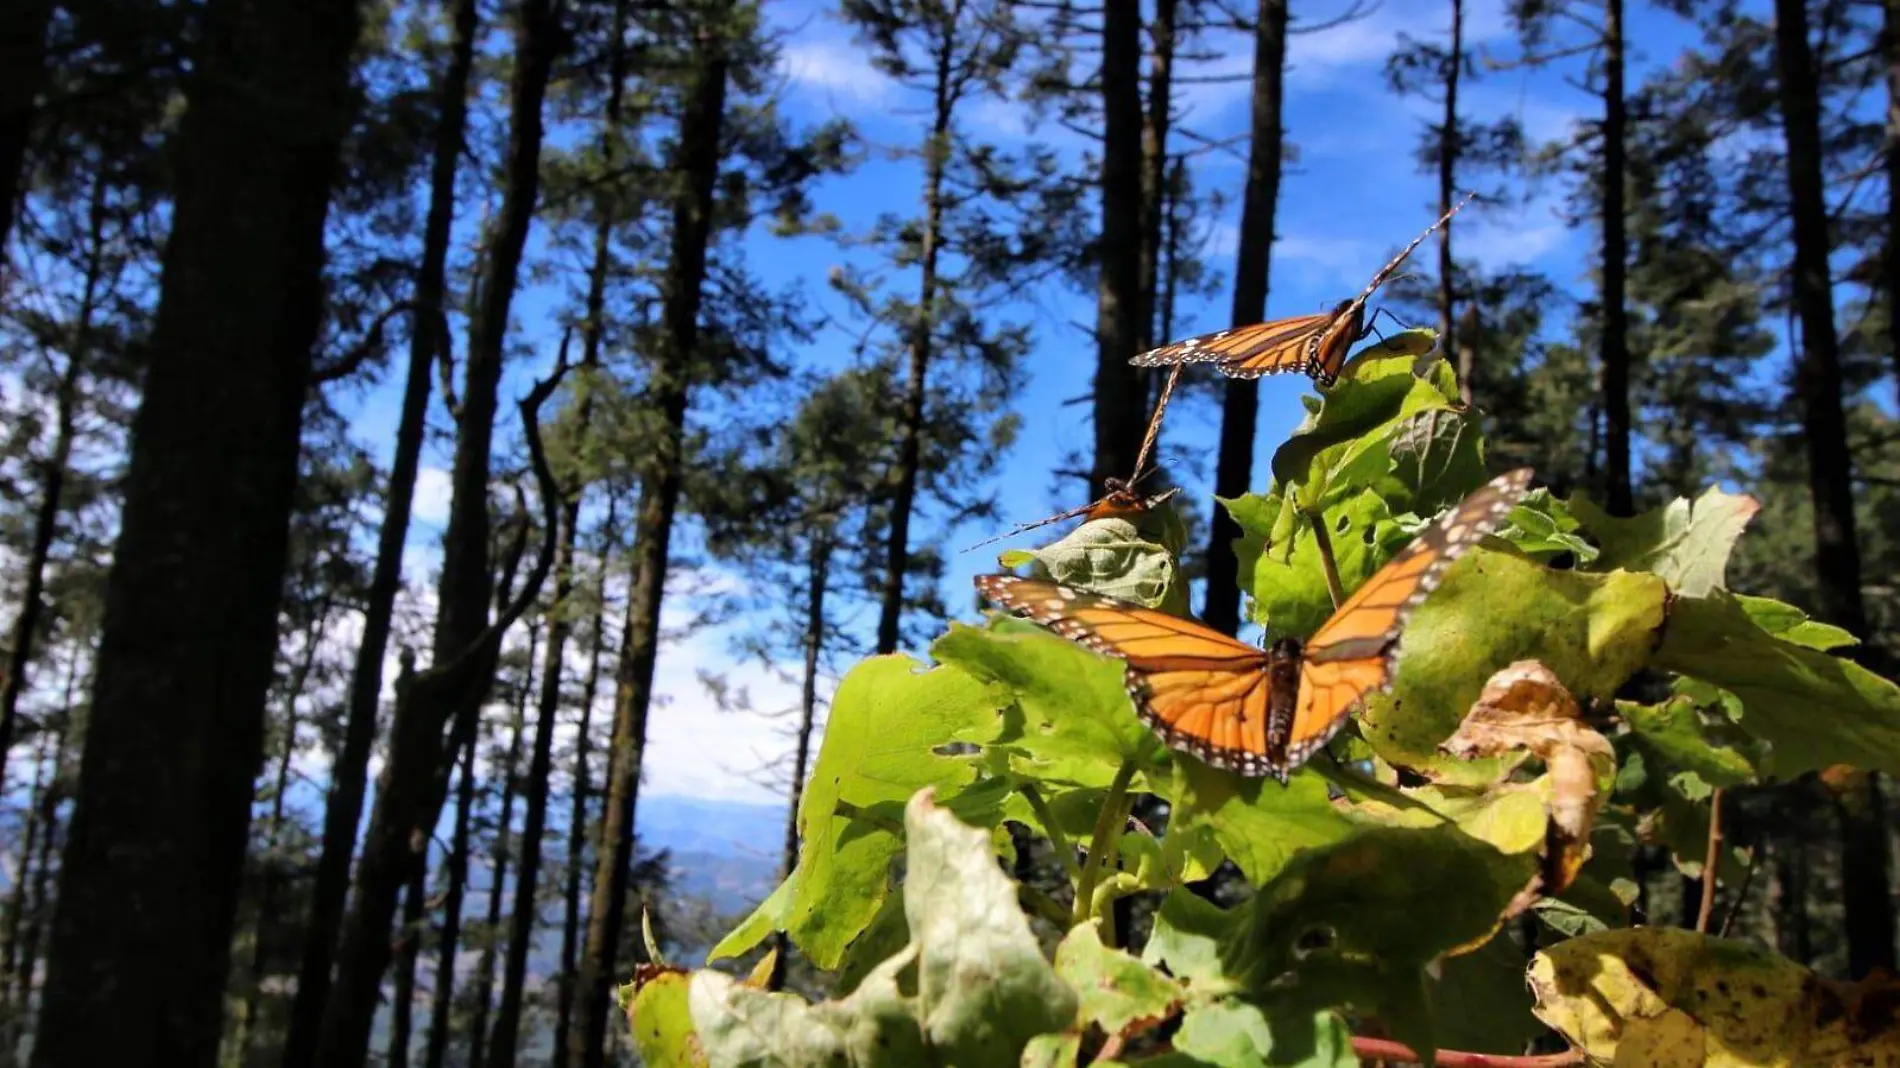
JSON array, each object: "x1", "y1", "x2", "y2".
[
  {"x1": 1131, "y1": 314, "x2": 1334, "y2": 376},
  {"x1": 1286, "y1": 468, "x2": 1535, "y2": 763},
  {"x1": 974, "y1": 576, "x2": 1284, "y2": 777}
]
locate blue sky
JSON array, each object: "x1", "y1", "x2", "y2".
[{"x1": 332, "y1": 0, "x2": 1736, "y2": 809}]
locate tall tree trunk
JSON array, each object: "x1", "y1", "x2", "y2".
[
  {"x1": 388, "y1": 857, "x2": 426, "y2": 1068},
  {"x1": 1773, "y1": 795, "x2": 1812, "y2": 964},
  {"x1": 556, "y1": 500, "x2": 617, "y2": 1052},
  {"x1": 8, "y1": 663, "x2": 72, "y2": 1057},
  {"x1": 1136, "y1": 0, "x2": 1177, "y2": 359},
  {"x1": 28, "y1": 1, "x2": 359, "y2": 1064},
  {"x1": 1441, "y1": 0, "x2": 1466, "y2": 401},
  {"x1": 283, "y1": 0, "x2": 478, "y2": 1057},
  {"x1": 1836, "y1": 772, "x2": 1897, "y2": 976},
  {"x1": 1091, "y1": 0, "x2": 1147, "y2": 498},
  {"x1": 1887, "y1": 0, "x2": 1900, "y2": 401},
  {"x1": 770, "y1": 533, "x2": 831, "y2": 990},
  {"x1": 315, "y1": 2, "x2": 558, "y2": 1061},
  {"x1": 0, "y1": 0, "x2": 54, "y2": 257},
  {"x1": 490, "y1": 0, "x2": 625, "y2": 1035},
  {"x1": 1773, "y1": 0, "x2": 1871, "y2": 640},
  {"x1": 1778, "y1": 0, "x2": 1884, "y2": 970},
  {"x1": 0, "y1": 171, "x2": 105, "y2": 769},
  {"x1": 1202, "y1": 0, "x2": 1287, "y2": 637},
  {"x1": 423, "y1": 725, "x2": 481, "y2": 1068},
  {"x1": 1600, "y1": 0, "x2": 1633, "y2": 516},
  {"x1": 874, "y1": 27, "x2": 955, "y2": 657},
  {"x1": 469, "y1": 628, "x2": 535, "y2": 1068},
  {"x1": 0, "y1": 650, "x2": 62, "y2": 1007},
  {"x1": 234, "y1": 600, "x2": 331, "y2": 1065},
  {"x1": 569, "y1": 27, "x2": 730, "y2": 1068}
]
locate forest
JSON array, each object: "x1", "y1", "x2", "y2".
[{"x1": 3, "y1": 0, "x2": 1900, "y2": 1065}]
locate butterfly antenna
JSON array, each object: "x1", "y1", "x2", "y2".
[
  {"x1": 1353, "y1": 192, "x2": 1480, "y2": 307},
  {"x1": 1128, "y1": 365, "x2": 1181, "y2": 483}
]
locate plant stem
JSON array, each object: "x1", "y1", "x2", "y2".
[
  {"x1": 1349, "y1": 1036, "x2": 1584, "y2": 1067},
  {"x1": 1307, "y1": 510, "x2": 1345, "y2": 608},
  {"x1": 1072, "y1": 762, "x2": 1138, "y2": 930},
  {"x1": 1019, "y1": 784, "x2": 1083, "y2": 883},
  {"x1": 1697, "y1": 786, "x2": 1725, "y2": 933}
]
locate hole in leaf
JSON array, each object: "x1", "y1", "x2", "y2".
[
  {"x1": 1293, "y1": 924, "x2": 1337, "y2": 958},
  {"x1": 1334, "y1": 514, "x2": 1351, "y2": 534}
]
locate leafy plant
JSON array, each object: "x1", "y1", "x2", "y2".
[{"x1": 624, "y1": 339, "x2": 1900, "y2": 1066}]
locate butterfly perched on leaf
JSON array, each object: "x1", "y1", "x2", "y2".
[
  {"x1": 1131, "y1": 194, "x2": 1475, "y2": 387},
  {"x1": 975, "y1": 468, "x2": 1533, "y2": 781}
]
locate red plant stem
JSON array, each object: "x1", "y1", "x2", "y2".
[{"x1": 1350, "y1": 1037, "x2": 1585, "y2": 1067}]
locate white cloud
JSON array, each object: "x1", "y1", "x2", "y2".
[
  {"x1": 412, "y1": 466, "x2": 453, "y2": 528},
  {"x1": 779, "y1": 39, "x2": 894, "y2": 104}
]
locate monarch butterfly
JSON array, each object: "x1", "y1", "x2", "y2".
[
  {"x1": 1131, "y1": 194, "x2": 1476, "y2": 387},
  {"x1": 961, "y1": 478, "x2": 1181, "y2": 554},
  {"x1": 975, "y1": 468, "x2": 1533, "y2": 780}
]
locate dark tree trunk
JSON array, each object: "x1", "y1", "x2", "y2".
[
  {"x1": 424, "y1": 725, "x2": 481, "y2": 1068},
  {"x1": 1773, "y1": 0, "x2": 1870, "y2": 640},
  {"x1": 490, "y1": 1, "x2": 625, "y2": 1035},
  {"x1": 1600, "y1": 0, "x2": 1633, "y2": 516},
  {"x1": 555, "y1": 500, "x2": 617, "y2": 1051},
  {"x1": 388, "y1": 855, "x2": 426, "y2": 1068},
  {"x1": 2, "y1": 728, "x2": 51, "y2": 1006},
  {"x1": 0, "y1": 0, "x2": 54, "y2": 255},
  {"x1": 568, "y1": 29, "x2": 729, "y2": 1068},
  {"x1": 283, "y1": 0, "x2": 477, "y2": 1058},
  {"x1": 1836, "y1": 773, "x2": 1897, "y2": 977},
  {"x1": 8, "y1": 664, "x2": 72, "y2": 1056},
  {"x1": 770, "y1": 534, "x2": 831, "y2": 990},
  {"x1": 234, "y1": 599, "x2": 330, "y2": 1064},
  {"x1": 315, "y1": 2, "x2": 559, "y2": 1061},
  {"x1": 1441, "y1": 0, "x2": 1466, "y2": 401},
  {"x1": 1137, "y1": 0, "x2": 1177, "y2": 358},
  {"x1": 27, "y1": 1, "x2": 359, "y2": 1064},
  {"x1": 1887, "y1": 0, "x2": 1900, "y2": 400},
  {"x1": 875, "y1": 25, "x2": 954, "y2": 657},
  {"x1": 0, "y1": 172, "x2": 104, "y2": 772},
  {"x1": 1090, "y1": 0, "x2": 1147, "y2": 498},
  {"x1": 469, "y1": 629, "x2": 535, "y2": 1068},
  {"x1": 1202, "y1": 0, "x2": 1286, "y2": 637},
  {"x1": 1773, "y1": 801, "x2": 1812, "y2": 964}
]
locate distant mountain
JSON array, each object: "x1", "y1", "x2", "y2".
[{"x1": 637, "y1": 794, "x2": 785, "y2": 916}]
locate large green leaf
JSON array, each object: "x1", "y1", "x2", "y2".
[
  {"x1": 933, "y1": 619, "x2": 1164, "y2": 788},
  {"x1": 1621, "y1": 697, "x2": 1756, "y2": 788},
  {"x1": 1220, "y1": 824, "x2": 1538, "y2": 997},
  {"x1": 1654, "y1": 590, "x2": 1900, "y2": 777},
  {"x1": 627, "y1": 969, "x2": 704, "y2": 1068},
  {"x1": 1364, "y1": 549, "x2": 1666, "y2": 764},
  {"x1": 1734, "y1": 592, "x2": 1858, "y2": 651},
  {"x1": 1428, "y1": 933, "x2": 1544, "y2": 1054},
  {"x1": 1572, "y1": 486, "x2": 1759, "y2": 596},
  {"x1": 1172, "y1": 1000, "x2": 1356, "y2": 1068},
  {"x1": 1268, "y1": 352, "x2": 1467, "y2": 507},
  {"x1": 709, "y1": 655, "x2": 1006, "y2": 967},
  {"x1": 1229, "y1": 488, "x2": 1412, "y2": 640},
  {"x1": 1143, "y1": 888, "x2": 1239, "y2": 996},
  {"x1": 1167, "y1": 758, "x2": 1356, "y2": 886}
]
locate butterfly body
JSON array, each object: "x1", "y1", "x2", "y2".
[{"x1": 976, "y1": 469, "x2": 1532, "y2": 781}]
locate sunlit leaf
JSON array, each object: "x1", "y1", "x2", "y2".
[
  {"x1": 1572, "y1": 485, "x2": 1760, "y2": 596},
  {"x1": 626, "y1": 967, "x2": 703, "y2": 1068},
  {"x1": 1054, "y1": 922, "x2": 1182, "y2": 1040},
  {"x1": 1168, "y1": 758, "x2": 1355, "y2": 886}
]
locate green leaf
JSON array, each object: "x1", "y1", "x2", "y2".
[
  {"x1": 903, "y1": 788, "x2": 1078, "y2": 1061},
  {"x1": 689, "y1": 947, "x2": 927, "y2": 1066},
  {"x1": 1621, "y1": 697, "x2": 1756, "y2": 788},
  {"x1": 1221, "y1": 823, "x2": 1538, "y2": 996},
  {"x1": 1429, "y1": 933, "x2": 1544, "y2": 1054},
  {"x1": 1387, "y1": 406, "x2": 1488, "y2": 515},
  {"x1": 1001, "y1": 512, "x2": 1188, "y2": 612},
  {"x1": 1173, "y1": 1000, "x2": 1355, "y2": 1068},
  {"x1": 1654, "y1": 591, "x2": 1900, "y2": 777},
  {"x1": 1734, "y1": 593, "x2": 1858, "y2": 651},
  {"x1": 1530, "y1": 928, "x2": 1900, "y2": 1066},
  {"x1": 1143, "y1": 889, "x2": 1239, "y2": 996},
  {"x1": 709, "y1": 654, "x2": 1005, "y2": 968},
  {"x1": 1168, "y1": 758, "x2": 1356, "y2": 886},
  {"x1": 1229, "y1": 489, "x2": 1411, "y2": 640},
  {"x1": 1363, "y1": 549, "x2": 1667, "y2": 765},
  {"x1": 1572, "y1": 485, "x2": 1759, "y2": 596},
  {"x1": 1500, "y1": 489, "x2": 1600, "y2": 563},
  {"x1": 934, "y1": 620, "x2": 1163, "y2": 788},
  {"x1": 627, "y1": 969, "x2": 704, "y2": 1068},
  {"x1": 1020, "y1": 1032, "x2": 1083, "y2": 1068},
  {"x1": 1054, "y1": 922, "x2": 1183, "y2": 1038},
  {"x1": 1268, "y1": 352, "x2": 1466, "y2": 505}
]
